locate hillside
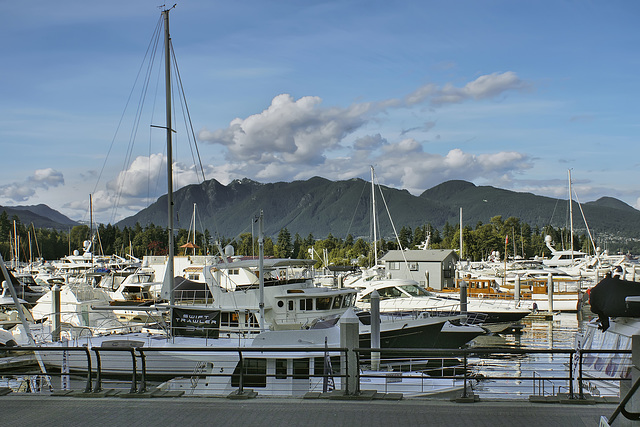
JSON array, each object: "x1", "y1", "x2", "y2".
[
  {"x1": 4, "y1": 178, "x2": 639, "y2": 244},
  {"x1": 115, "y1": 177, "x2": 640, "y2": 241},
  {"x1": 0, "y1": 204, "x2": 79, "y2": 230}
]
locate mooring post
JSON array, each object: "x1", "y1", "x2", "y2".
[
  {"x1": 340, "y1": 308, "x2": 360, "y2": 395},
  {"x1": 52, "y1": 284, "x2": 61, "y2": 342},
  {"x1": 371, "y1": 290, "x2": 380, "y2": 371},
  {"x1": 547, "y1": 273, "x2": 554, "y2": 313}
]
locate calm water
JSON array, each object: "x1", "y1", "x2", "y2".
[{"x1": 469, "y1": 310, "x2": 595, "y2": 399}]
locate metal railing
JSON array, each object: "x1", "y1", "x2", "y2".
[{"x1": 0, "y1": 345, "x2": 633, "y2": 399}]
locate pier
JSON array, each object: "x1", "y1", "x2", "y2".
[{"x1": 0, "y1": 395, "x2": 617, "y2": 427}]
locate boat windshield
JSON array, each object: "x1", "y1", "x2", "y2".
[{"x1": 398, "y1": 284, "x2": 431, "y2": 297}]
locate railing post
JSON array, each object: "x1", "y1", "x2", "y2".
[
  {"x1": 92, "y1": 348, "x2": 102, "y2": 393},
  {"x1": 138, "y1": 349, "x2": 147, "y2": 393},
  {"x1": 83, "y1": 347, "x2": 92, "y2": 393},
  {"x1": 579, "y1": 349, "x2": 584, "y2": 399},
  {"x1": 462, "y1": 349, "x2": 469, "y2": 398},
  {"x1": 237, "y1": 350, "x2": 244, "y2": 394},
  {"x1": 129, "y1": 348, "x2": 137, "y2": 394},
  {"x1": 568, "y1": 350, "x2": 574, "y2": 399}
]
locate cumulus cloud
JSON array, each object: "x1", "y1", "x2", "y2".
[
  {"x1": 353, "y1": 134, "x2": 388, "y2": 151},
  {"x1": 370, "y1": 145, "x2": 532, "y2": 193},
  {"x1": 406, "y1": 71, "x2": 531, "y2": 106},
  {"x1": 66, "y1": 154, "x2": 216, "y2": 222},
  {"x1": 71, "y1": 71, "x2": 534, "y2": 220},
  {"x1": 0, "y1": 168, "x2": 64, "y2": 202},
  {"x1": 199, "y1": 94, "x2": 372, "y2": 165}
]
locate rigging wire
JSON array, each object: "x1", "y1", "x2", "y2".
[
  {"x1": 92, "y1": 15, "x2": 163, "y2": 201},
  {"x1": 371, "y1": 169, "x2": 417, "y2": 281},
  {"x1": 343, "y1": 180, "x2": 368, "y2": 241},
  {"x1": 109, "y1": 16, "x2": 164, "y2": 224}
]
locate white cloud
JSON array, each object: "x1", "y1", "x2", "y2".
[
  {"x1": 407, "y1": 71, "x2": 531, "y2": 107},
  {"x1": 195, "y1": 73, "x2": 536, "y2": 194},
  {"x1": 0, "y1": 168, "x2": 64, "y2": 202},
  {"x1": 199, "y1": 94, "x2": 372, "y2": 166}
]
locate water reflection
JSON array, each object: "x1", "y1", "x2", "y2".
[{"x1": 468, "y1": 311, "x2": 594, "y2": 399}]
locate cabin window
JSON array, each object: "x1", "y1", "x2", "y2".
[
  {"x1": 443, "y1": 269, "x2": 453, "y2": 278},
  {"x1": 388, "y1": 262, "x2": 400, "y2": 270},
  {"x1": 332, "y1": 295, "x2": 343, "y2": 309},
  {"x1": 275, "y1": 359, "x2": 287, "y2": 379},
  {"x1": 230, "y1": 312, "x2": 239, "y2": 326},
  {"x1": 343, "y1": 294, "x2": 353, "y2": 307},
  {"x1": 316, "y1": 297, "x2": 332, "y2": 310},
  {"x1": 378, "y1": 287, "x2": 403, "y2": 300},
  {"x1": 246, "y1": 312, "x2": 259, "y2": 328},
  {"x1": 231, "y1": 358, "x2": 266, "y2": 388},
  {"x1": 314, "y1": 356, "x2": 339, "y2": 377},
  {"x1": 288, "y1": 301, "x2": 294, "y2": 311},
  {"x1": 299, "y1": 298, "x2": 313, "y2": 311},
  {"x1": 221, "y1": 312, "x2": 239, "y2": 327},
  {"x1": 293, "y1": 359, "x2": 309, "y2": 379},
  {"x1": 188, "y1": 274, "x2": 200, "y2": 281},
  {"x1": 408, "y1": 263, "x2": 419, "y2": 271}
]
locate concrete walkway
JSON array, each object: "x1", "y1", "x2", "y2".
[{"x1": 0, "y1": 395, "x2": 618, "y2": 427}]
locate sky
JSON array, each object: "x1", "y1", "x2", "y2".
[{"x1": 2, "y1": 0, "x2": 639, "y2": 225}]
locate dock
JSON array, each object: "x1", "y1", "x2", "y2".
[{"x1": 0, "y1": 395, "x2": 616, "y2": 427}]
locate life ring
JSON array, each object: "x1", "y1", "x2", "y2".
[{"x1": 478, "y1": 293, "x2": 484, "y2": 299}]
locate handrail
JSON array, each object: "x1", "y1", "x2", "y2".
[{"x1": 0, "y1": 345, "x2": 634, "y2": 399}]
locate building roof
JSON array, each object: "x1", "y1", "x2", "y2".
[{"x1": 380, "y1": 249, "x2": 459, "y2": 263}]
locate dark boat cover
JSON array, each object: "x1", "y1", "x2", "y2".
[
  {"x1": 173, "y1": 277, "x2": 213, "y2": 301},
  {"x1": 589, "y1": 275, "x2": 640, "y2": 331}
]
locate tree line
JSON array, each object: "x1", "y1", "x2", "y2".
[{"x1": 1, "y1": 209, "x2": 600, "y2": 267}]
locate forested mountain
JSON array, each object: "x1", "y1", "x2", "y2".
[
  {"x1": 113, "y1": 177, "x2": 640, "y2": 244},
  {"x1": 3, "y1": 178, "x2": 638, "y2": 246},
  {"x1": 0, "y1": 204, "x2": 78, "y2": 230}
]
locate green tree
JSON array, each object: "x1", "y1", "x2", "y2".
[{"x1": 275, "y1": 228, "x2": 293, "y2": 258}]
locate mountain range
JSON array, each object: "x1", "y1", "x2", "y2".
[
  {"x1": 0, "y1": 204, "x2": 79, "y2": 231},
  {"x1": 3, "y1": 178, "x2": 639, "y2": 243},
  {"x1": 115, "y1": 177, "x2": 640, "y2": 242}
]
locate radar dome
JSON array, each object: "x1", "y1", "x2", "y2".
[
  {"x1": 544, "y1": 235, "x2": 553, "y2": 244},
  {"x1": 224, "y1": 245, "x2": 235, "y2": 257}
]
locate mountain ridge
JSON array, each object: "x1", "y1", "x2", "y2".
[{"x1": 3, "y1": 179, "x2": 638, "y2": 244}]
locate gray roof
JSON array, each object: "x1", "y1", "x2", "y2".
[{"x1": 380, "y1": 249, "x2": 459, "y2": 263}]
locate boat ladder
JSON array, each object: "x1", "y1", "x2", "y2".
[{"x1": 189, "y1": 361, "x2": 208, "y2": 392}]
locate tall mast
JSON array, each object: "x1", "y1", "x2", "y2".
[
  {"x1": 459, "y1": 207, "x2": 463, "y2": 261},
  {"x1": 371, "y1": 166, "x2": 378, "y2": 266},
  {"x1": 568, "y1": 169, "x2": 574, "y2": 263},
  {"x1": 163, "y1": 7, "x2": 175, "y2": 321},
  {"x1": 192, "y1": 203, "x2": 196, "y2": 256},
  {"x1": 90, "y1": 194, "x2": 94, "y2": 267},
  {"x1": 258, "y1": 210, "x2": 265, "y2": 331}
]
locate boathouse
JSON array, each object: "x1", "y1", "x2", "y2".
[{"x1": 380, "y1": 249, "x2": 459, "y2": 290}]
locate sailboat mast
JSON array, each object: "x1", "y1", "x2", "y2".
[
  {"x1": 371, "y1": 166, "x2": 378, "y2": 266},
  {"x1": 90, "y1": 194, "x2": 94, "y2": 267},
  {"x1": 459, "y1": 207, "x2": 463, "y2": 261},
  {"x1": 163, "y1": 8, "x2": 175, "y2": 314},
  {"x1": 192, "y1": 203, "x2": 196, "y2": 256},
  {"x1": 568, "y1": 169, "x2": 574, "y2": 263},
  {"x1": 258, "y1": 210, "x2": 265, "y2": 331}
]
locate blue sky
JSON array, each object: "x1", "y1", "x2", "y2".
[{"x1": 2, "y1": 1, "x2": 639, "y2": 225}]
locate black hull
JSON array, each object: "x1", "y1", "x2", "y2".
[{"x1": 359, "y1": 321, "x2": 444, "y2": 349}]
